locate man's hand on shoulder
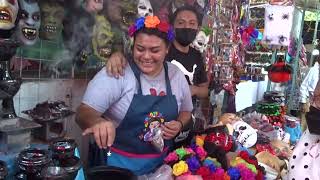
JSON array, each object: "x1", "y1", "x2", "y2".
[{"x1": 106, "y1": 51, "x2": 127, "y2": 78}]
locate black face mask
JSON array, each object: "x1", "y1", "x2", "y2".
[{"x1": 175, "y1": 28, "x2": 198, "y2": 47}]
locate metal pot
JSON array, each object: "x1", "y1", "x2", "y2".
[
  {"x1": 50, "y1": 138, "x2": 77, "y2": 160},
  {"x1": 58, "y1": 156, "x2": 81, "y2": 180},
  {"x1": 17, "y1": 148, "x2": 50, "y2": 174},
  {"x1": 41, "y1": 166, "x2": 69, "y2": 180},
  {"x1": 86, "y1": 166, "x2": 137, "y2": 180},
  {"x1": 0, "y1": 160, "x2": 7, "y2": 180}
]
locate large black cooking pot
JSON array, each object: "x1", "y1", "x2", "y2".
[{"x1": 86, "y1": 166, "x2": 137, "y2": 180}]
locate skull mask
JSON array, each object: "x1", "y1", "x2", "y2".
[
  {"x1": 92, "y1": 15, "x2": 114, "y2": 61},
  {"x1": 192, "y1": 30, "x2": 210, "y2": 53},
  {"x1": 16, "y1": 0, "x2": 40, "y2": 45},
  {"x1": 233, "y1": 121, "x2": 257, "y2": 148},
  {"x1": 137, "y1": 0, "x2": 153, "y2": 17},
  {"x1": 0, "y1": 0, "x2": 18, "y2": 30},
  {"x1": 39, "y1": 0, "x2": 64, "y2": 41}
]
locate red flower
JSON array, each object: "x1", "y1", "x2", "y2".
[
  {"x1": 157, "y1": 21, "x2": 170, "y2": 33},
  {"x1": 196, "y1": 166, "x2": 211, "y2": 178}
]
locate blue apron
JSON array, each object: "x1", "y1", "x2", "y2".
[{"x1": 107, "y1": 60, "x2": 178, "y2": 175}]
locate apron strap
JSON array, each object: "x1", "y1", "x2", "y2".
[
  {"x1": 164, "y1": 62, "x2": 173, "y2": 96},
  {"x1": 128, "y1": 59, "x2": 173, "y2": 96}
]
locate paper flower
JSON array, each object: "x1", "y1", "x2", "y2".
[
  {"x1": 196, "y1": 166, "x2": 211, "y2": 179},
  {"x1": 186, "y1": 156, "x2": 201, "y2": 172},
  {"x1": 144, "y1": 16, "x2": 160, "y2": 28},
  {"x1": 195, "y1": 135, "x2": 205, "y2": 147},
  {"x1": 157, "y1": 21, "x2": 170, "y2": 33},
  {"x1": 176, "y1": 148, "x2": 188, "y2": 160},
  {"x1": 212, "y1": 168, "x2": 225, "y2": 179},
  {"x1": 195, "y1": 146, "x2": 207, "y2": 160},
  {"x1": 173, "y1": 161, "x2": 189, "y2": 176},
  {"x1": 135, "y1": 17, "x2": 145, "y2": 30},
  {"x1": 167, "y1": 27, "x2": 175, "y2": 42},
  {"x1": 128, "y1": 25, "x2": 137, "y2": 37},
  {"x1": 207, "y1": 164, "x2": 216, "y2": 173},
  {"x1": 164, "y1": 152, "x2": 179, "y2": 163},
  {"x1": 227, "y1": 167, "x2": 241, "y2": 180},
  {"x1": 185, "y1": 148, "x2": 195, "y2": 155}
]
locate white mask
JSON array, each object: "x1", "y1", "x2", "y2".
[
  {"x1": 0, "y1": 0, "x2": 18, "y2": 30},
  {"x1": 233, "y1": 121, "x2": 257, "y2": 148},
  {"x1": 197, "y1": 0, "x2": 205, "y2": 8},
  {"x1": 137, "y1": 0, "x2": 153, "y2": 17},
  {"x1": 192, "y1": 30, "x2": 210, "y2": 53},
  {"x1": 17, "y1": 0, "x2": 41, "y2": 45}
]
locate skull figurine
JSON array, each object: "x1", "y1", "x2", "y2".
[
  {"x1": 137, "y1": 0, "x2": 153, "y2": 17},
  {"x1": 0, "y1": 0, "x2": 19, "y2": 30},
  {"x1": 16, "y1": 0, "x2": 41, "y2": 46},
  {"x1": 39, "y1": 0, "x2": 65, "y2": 41},
  {"x1": 192, "y1": 30, "x2": 210, "y2": 53},
  {"x1": 232, "y1": 121, "x2": 257, "y2": 148}
]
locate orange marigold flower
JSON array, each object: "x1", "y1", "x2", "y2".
[{"x1": 144, "y1": 16, "x2": 160, "y2": 28}]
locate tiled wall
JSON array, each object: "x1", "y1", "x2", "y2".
[{"x1": 13, "y1": 79, "x2": 90, "y2": 166}]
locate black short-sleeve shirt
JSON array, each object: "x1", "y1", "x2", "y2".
[{"x1": 166, "y1": 45, "x2": 208, "y2": 85}]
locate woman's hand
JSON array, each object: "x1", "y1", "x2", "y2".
[
  {"x1": 161, "y1": 121, "x2": 183, "y2": 140},
  {"x1": 106, "y1": 51, "x2": 127, "y2": 78},
  {"x1": 82, "y1": 118, "x2": 116, "y2": 149}
]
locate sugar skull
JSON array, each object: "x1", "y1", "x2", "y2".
[
  {"x1": 16, "y1": 0, "x2": 40, "y2": 45},
  {"x1": 137, "y1": 0, "x2": 153, "y2": 17},
  {"x1": 192, "y1": 30, "x2": 210, "y2": 53},
  {"x1": 39, "y1": 0, "x2": 64, "y2": 41},
  {"x1": 233, "y1": 121, "x2": 257, "y2": 148},
  {"x1": 0, "y1": 0, "x2": 18, "y2": 30},
  {"x1": 92, "y1": 15, "x2": 114, "y2": 61},
  {"x1": 104, "y1": 0, "x2": 137, "y2": 31},
  {"x1": 205, "y1": 131, "x2": 234, "y2": 152}
]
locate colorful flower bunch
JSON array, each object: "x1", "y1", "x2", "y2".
[
  {"x1": 164, "y1": 136, "x2": 265, "y2": 180},
  {"x1": 128, "y1": 16, "x2": 175, "y2": 42}
]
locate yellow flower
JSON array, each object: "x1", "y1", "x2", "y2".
[
  {"x1": 195, "y1": 135, "x2": 205, "y2": 147},
  {"x1": 144, "y1": 16, "x2": 160, "y2": 28},
  {"x1": 172, "y1": 161, "x2": 188, "y2": 176}
]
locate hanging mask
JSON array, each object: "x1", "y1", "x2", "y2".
[
  {"x1": 137, "y1": 0, "x2": 153, "y2": 17},
  {"x1": 92, "y1": 15, "x2": 114, "y2": 61},
  {"x1": 16, "y1": 0, "x2": 40, "y2": 45},
  {"x1": 104, "y1": 0, "x2": 137, "y2": 31},
  {"x1": 85, "y1": 0, "x2": 103, "y2": 13},
  {"x1": 171, "y1": 0, "x2": 185, "y2": 13},
  {"x1": 175, "y1": 28, "x2": 198, "y2": 47},
  {"x1": 0, "y1": 0, "x2": 18, "y2": 30},
  {"x1": 233, "y1": 121, "x2": 257, "y2": 148},
  {"x1": 39, "y1": 0, "x2": 64, "y2": 41},
  {"x1": 191, "y1": 30, "x2": 210, "y2": 53}
]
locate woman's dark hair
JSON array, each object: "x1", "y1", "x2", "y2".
[
  {"x1": 134, "y1": 28, "x2": 170, "y2": 46},
  {"x1": 169, "y1": 5, "x2": 202, "y2": 26}
]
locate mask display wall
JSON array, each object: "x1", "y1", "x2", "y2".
[
  {"x1": 16, "y1": 0, "x2": 41, "y2": 45},
  {"x1": 137, "y1": 0, "x2": 153, "y2": 17},
  {"x1": 39, "y1": 0, "x2": 64, "y2": 41},
  {"x1": 0, "y1": 0, "x2": 19, "y2": 30},
  {"x1": 192, "y1": 30, "x2": 210, "y2": 53},
  {"x1": 104, "y1": 0, "x2": 137, "y2": 31},
  {"x1": 92, "y1": 15, "x2": 114, "y2": 61}
]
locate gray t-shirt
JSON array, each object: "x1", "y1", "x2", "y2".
[{"x1": 82, "y1": 62, "x2": 193, "y2": 127}]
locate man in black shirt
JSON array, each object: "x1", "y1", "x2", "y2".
[{"x1": 105, "y1": 5, "x2": 208, "y2": 146}]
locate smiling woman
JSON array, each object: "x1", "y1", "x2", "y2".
[{"x1": 76, "y1": 15, "x2": 193, "y2": 175}]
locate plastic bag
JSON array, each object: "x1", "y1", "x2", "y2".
[{"x1": 138, "y1": 164, "x2": 173, "y2": 180}]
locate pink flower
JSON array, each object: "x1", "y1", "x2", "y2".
[
  {"x1": 186, "y1": 148, "x2": 195, "y2": 155},
  {"x1": 164, "y1": 152, "x2": 179, "y2": 163},
  {"x1": 128, "y1": 25, "x2": 137, "y2": 37},
  {"x1": 195, "y1": 146, "x2": 207, "y2": 160}
]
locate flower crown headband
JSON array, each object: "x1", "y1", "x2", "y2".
[{"x1": 128, "y1": 16, "x2": 175, "y2": 42}]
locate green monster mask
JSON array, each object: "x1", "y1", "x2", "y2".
[
  {"x1": 104, "y1": 0, "x2": 137, "y2": 31},
  {"x1": 92, "y1": 15, "x2": 114, "y2": 61},
  {"x1": 39, "y1": 0, "x2": 64, "y2": 41}
]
